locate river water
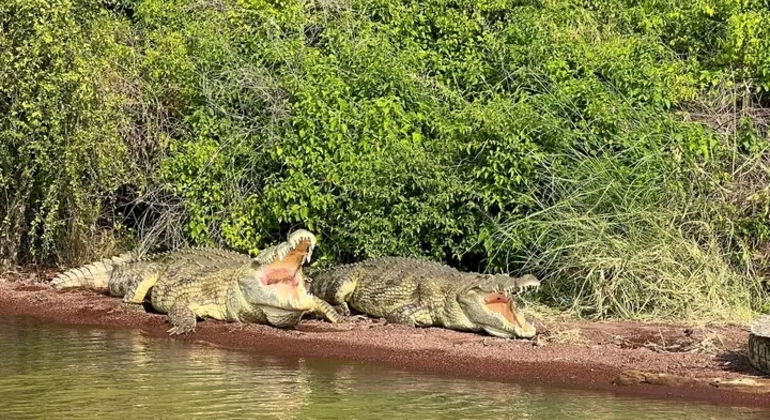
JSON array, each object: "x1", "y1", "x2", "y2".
[{"x1": 0, "y1": 316, "x2": 767, "y2": 419}]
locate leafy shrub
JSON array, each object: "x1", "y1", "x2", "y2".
[{"x1": 0, "y1": 0, "x2": 136, "y2": 267}]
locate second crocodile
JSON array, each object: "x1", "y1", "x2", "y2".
[{"x1": 309, "y1": 257, "x2": 540, "y2": 338}]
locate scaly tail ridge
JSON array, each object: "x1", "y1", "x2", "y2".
[{"x1": 50, "y1": 252, "x2": 136, "y2": 290}]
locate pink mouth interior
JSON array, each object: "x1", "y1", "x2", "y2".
[
  {"x1": 260, "y1": 268, "x2": 300, "y2": 287},
  {"x1": 259, "y1": 240, "x2": 312, "y2": 287},
  {"x1": 484, "y1": 292, "x2": 532, "y2": 331},
  {"x1": 258, "y1": 269, "x2": 302, "y2": 300},
  {"x1": 258, "y1": 242, "x2": 312, "y2": 299}
]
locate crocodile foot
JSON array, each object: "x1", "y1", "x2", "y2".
[
  {"x1": 166, "y1": 304, "x2": 198, "y2": 335},
  {"x1": 167, "y1": 325, "x2": 196, "y2": 335},
  {"x1": 225, "y1": 322, "x2": 255, "y2": 333},
  {"x1": 108, "y1": 302, "x2": 147, "y2": 314},
  {"x1": 333, "y1": 302, "x2": 352, "y2": 317}
]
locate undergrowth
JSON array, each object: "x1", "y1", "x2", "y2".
[
  {"x1": 1, "y1": 0, "x2": 769, "y2": 322},
  {"x1": 493, "y1": 144, "x2": 768, "y2": 323}
]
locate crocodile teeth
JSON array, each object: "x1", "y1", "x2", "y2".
[
  {"x1": 507, "y1": 284, "x2": 537, "y2": 295},
  {"x1": 254, "y1": 229, "x2": 317, "y2": 265},
  {"x1": 286, "y1": 229, "x2": 316, "y2": 263},
  {"x1": 276, "y1": 243, "x2": 290, "y2": 261}
]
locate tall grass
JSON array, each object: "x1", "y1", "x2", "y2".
[{"x1": 492, "y1": 144, "x2": 768, "y2": 324}]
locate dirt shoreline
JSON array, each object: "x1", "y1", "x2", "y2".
[{"x1": 1, "y1": 274, "x2": 769, "y2": 409}]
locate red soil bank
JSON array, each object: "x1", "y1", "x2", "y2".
[{"x1": 1, "y1": 272, "x2": 769, "y2": 409}]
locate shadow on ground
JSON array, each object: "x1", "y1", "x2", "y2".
[{"x1": 716, "y1": 350, "x2": 767, "y2": 377}]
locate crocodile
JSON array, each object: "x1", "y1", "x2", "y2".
[
  {"x1": 748, "y1": 314, "x2": 770, "y2": 376},
  {"x1": 308, "y1": 257, "x2": 540, "y2": 338},
  {"x1": 50, "y1": 229, "x2": 340, "y2": 334}
]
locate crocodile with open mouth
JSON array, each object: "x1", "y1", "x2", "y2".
[
  {"x1": 50, "y1": 229, "x2": 340, "y2": 334},
  {"x1": 308, "y1": 257, "x2": 540, "y2": 338}
]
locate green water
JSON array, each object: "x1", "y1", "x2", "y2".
[{"x1": 0, "y1": 316, "x2": 766, "y2": 419}]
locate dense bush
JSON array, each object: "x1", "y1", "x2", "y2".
[
  {"x1": 2, "y1": 0, "x2": 768, "y2": 321},
  {"x1": 0, "y1": 0, "x2": 137, "y2": 267}
]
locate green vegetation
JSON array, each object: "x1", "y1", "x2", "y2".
[{"x1": 1, "y1": 0, "x2": 768, "y2": 322}]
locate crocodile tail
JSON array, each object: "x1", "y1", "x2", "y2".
[{"x1": 50, "y1": 252, "x2": 136, "y2": 290}]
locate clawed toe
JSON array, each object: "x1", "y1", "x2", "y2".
[
  {"x1": 109, "y1": 302, "x2": 146, "y2": 314},
  {"x1": 167, "y1": 325, "x2": 195, "y2": 335}
]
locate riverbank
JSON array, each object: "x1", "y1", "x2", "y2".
[{"x1": 1, "y1": 271, "x2": 769, "y2": 409}]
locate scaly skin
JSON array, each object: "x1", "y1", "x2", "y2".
[
  {"x1": 51, "y1": 230, "x2": 340, "y2": 335},
  {"x1": 748, "y1": 315, "x2": 770, "y2": 376},
  {"x1": 109, "y1": 247, "x2": 255, "y2": 305},
  {"x1": 309, "y1": 257, "x2": 540, "y2": 339}
]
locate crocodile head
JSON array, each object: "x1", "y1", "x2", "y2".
[
  {"x1": 238, "y1": 229, "x2": 320, "y2": 327},
  {"x1": 457, "y1": 273, "x2": 540, "y2": 339}
]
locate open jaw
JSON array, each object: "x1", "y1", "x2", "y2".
[
  {"x1": 257, "y1": 230, "x2": 316, "y2": 301},
  {"x1": 483, "y1": 292, "x2": 536, "y2": 338}
]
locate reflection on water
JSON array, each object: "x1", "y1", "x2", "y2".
[{"x1": 0, "y1": 316, "x2": 766, "y2": 419}]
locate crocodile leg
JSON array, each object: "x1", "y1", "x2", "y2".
[
  {"x1": 122, "y1": 270, "x2": 161, "y2": 304},
  {"x1": 110, "y1": 302, "x2": 148, "y2": 314},
  {"x1": 312, "y1": 296, "x2": 342, "y2": 323},
  {"x1": 166, "y1": 302, "x2": 198, "y2": 335},
  {"x1": 310, "y1": 271, "x2": 358, "y2": 306},
  {"x1": 385, "y1": 303, "x2": 431, "y2": 327},
  {"x1": 332, "y1": 302, "x2": 352, "y2": 316}
]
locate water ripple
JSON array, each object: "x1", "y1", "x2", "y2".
[{"x1": 0, "y1": 316, "x2": 766, "y2": 420}]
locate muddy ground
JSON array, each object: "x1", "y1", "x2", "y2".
[{"x1": 1, "y1": 270, "x2": 769, "y2": 409}]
